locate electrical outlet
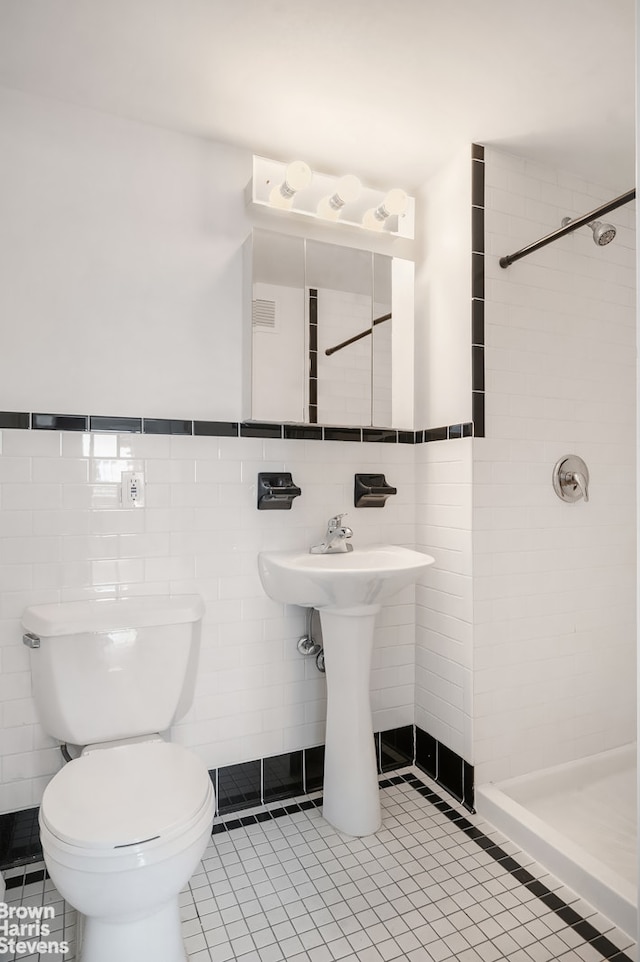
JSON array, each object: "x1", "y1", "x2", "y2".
[{"x1": 121, "y1": 471, "x2": 145, "y2": 507}]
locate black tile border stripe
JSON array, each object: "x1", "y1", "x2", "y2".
[
  {"x1": 0, "y1": 725, "x2": 469, "y2": 868},
  {"x1": 240, "y1": 421, "x2": 282, "y2": 438},
  {"x1": 4, "y1": 867, "x2": 49, "y2": 890},
  {"x1": 143, "y1": 418, "x2": 193, "y2": 436},
  {"x1": 194, "y1": 420, "x2": 239, "y2": 437},
  {"x1": 309, "y1": 288, "x2": 318, "y2": 424},
  {"x1": 32, "y1": 413, "x2": 88, "y2": 432},
  {"x1": 90, "y1": 415, "x2": 142, "y2": 433},
  {"x1": 471, "y1": 143, "x2": 485, "y2": 438},
  {"x1": 0, "y1": 411, "x2": 29, "y2": 429},
  {"x1": 0, "y1": 414, "x2": 479, "y2": 445}
]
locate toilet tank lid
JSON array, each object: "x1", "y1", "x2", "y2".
[{"x1": 22, "y1": 595, "x2": 205, "y2": 636}]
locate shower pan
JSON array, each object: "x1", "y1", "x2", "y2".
[{"x1": 477, "y1": 746, "x2": 637, "y2": 936}]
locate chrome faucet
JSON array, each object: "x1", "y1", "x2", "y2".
[{"x1": 310, "y1": 514, "x2": 354, "y2": 554}]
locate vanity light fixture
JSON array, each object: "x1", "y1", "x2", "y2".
[
  {"x1": 362, "y1": 188, "x2": 409, "y2": 230},
  {"x1": 269, "y1": 160, "x2": 313, "y2": 209},
  {"x1": 248, "y1": 155, "x2": 415, "y2": 239},
  {"x1": 316, "y1": 174, "x2": 362, "y2": 220}
]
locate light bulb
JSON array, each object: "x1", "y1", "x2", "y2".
[
  {"x1": 269, "y1": 160, "x2": 312, "y2": 209},
  {"x1": 362, "y1": 188, "x2": 409, "y2": 229},
  {"x1": 362, "y1": 207, "x2": 384, "y2": 231},
  {"x1": 317, "y1": 174, "x2": 362, "y2": 220},
  {"x1": 381, "y1": 188, "x2": 408, "y2": 216}
]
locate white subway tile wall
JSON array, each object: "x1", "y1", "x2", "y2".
[
  {"x1": 414, "y1": 438, "x2": 474, "y2": 764},
  {"x1": 0, "y1": 430, "x2": 417, "y2": 814},
  {"x1": 476, "y1": 148, "x2": 636, "y2": 785}
]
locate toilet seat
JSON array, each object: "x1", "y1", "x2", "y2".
[{"x1": 41, "y1": 740, "x2": 213, "y2": 851}]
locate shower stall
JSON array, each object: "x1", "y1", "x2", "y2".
[
  {"x1": 478, "y1": 746, "x2": 636, "y2": 935},
  {"x1": 472, "y1": 147, "x2": 637, "y2": 935}
]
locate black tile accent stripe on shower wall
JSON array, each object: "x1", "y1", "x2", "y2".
[
  {"x1": 0, "y1": 725, "x2": 471, "y2": 868},
  {"x1": 308, "y1": 287, "x2": 318, "y2": 424},
  {"x1": 471, "y1": 143, "x2": 486, "y2": 438}
]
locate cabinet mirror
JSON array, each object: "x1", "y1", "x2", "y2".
[{"x1": 246, "y1": 229, "x2": 414, "y2": 429}]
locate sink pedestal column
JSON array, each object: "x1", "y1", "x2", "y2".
[{"x1": 320, "y1": 605, "x2": 381, "y2": 837}]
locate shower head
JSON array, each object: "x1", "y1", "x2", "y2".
[
  {"x1": 561, "y1": 215, "x2": 616, "y2": 246},
  {"x1": 588, "y1": 220, "x2": 616, "y2": 246}
]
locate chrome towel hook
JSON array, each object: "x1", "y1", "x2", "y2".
[{"x1": 552, "y1": 455, "x2": 589, "y2": 503}]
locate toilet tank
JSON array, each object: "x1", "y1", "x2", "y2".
[{"x1": 21, "y1": 595, "x2": 205, "y2": 746}]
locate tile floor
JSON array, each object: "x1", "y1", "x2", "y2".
[{"x1": 2, "y1": 768, "x2": 637, "y2": 962}]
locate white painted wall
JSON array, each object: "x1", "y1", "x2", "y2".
[
  {"x1": 415, "y1": 147, "x2": 473, "y2": 428},
  {"x1": 475, "y1": 148, "x2": 636, "y2": 784},
  {"x1": 0, "y1": 86, "x2": 250, "y2": 421}
]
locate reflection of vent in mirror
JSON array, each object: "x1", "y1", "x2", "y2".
[{"x1": 252, "y1": 298, "x2": 277, "y2": 330}]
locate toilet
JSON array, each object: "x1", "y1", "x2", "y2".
[{"x1": 21, "y1": 595, "x2": 215, "y2": 962}]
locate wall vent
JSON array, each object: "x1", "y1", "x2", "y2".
[{"x1": 252, "y1": 298, "x2": 277, "y2": 330}]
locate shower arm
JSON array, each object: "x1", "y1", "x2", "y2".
[{"x1": 499, "y1": 188, "x2": 635, "y2": 268}]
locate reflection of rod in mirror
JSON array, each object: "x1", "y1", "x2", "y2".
[{"x1": 325, "y1": 312, "x2": 391, "y2": 357}]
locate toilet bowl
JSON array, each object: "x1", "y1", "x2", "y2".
[
  {"x1": 39, "y1": 740, "x2": 214, "y2": 962},
  {"x1": 21, "y1": 595, "x2": 214, "y2": 962},
  {"x1": 40, "y1": 741, "x2": 214, "y2": 962}
]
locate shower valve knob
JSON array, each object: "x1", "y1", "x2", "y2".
[{"x1": 553, "y1": 455, "x2": 590, "y2": 504}]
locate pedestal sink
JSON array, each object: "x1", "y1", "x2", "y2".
[{"x1": 258, "y1": 544, "x2": 434, "y2": 836}]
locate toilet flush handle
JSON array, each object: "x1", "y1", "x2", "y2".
[{"x1": 22, "y1": 632, "x2": 40, "y2": 649}]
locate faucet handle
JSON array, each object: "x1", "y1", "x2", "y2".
[{"x1": 328, "y1": 513, "x2": 347, "y2": 529}]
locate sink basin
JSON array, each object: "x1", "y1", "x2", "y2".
[
  {"x1": 257, "y1": 544, "x2": 434, "y2": 837},
  {"x1": 258, "y1": 544, "x2": 433, "y2": 611}
]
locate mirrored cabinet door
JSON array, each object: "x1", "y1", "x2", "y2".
[
  {"x1": 245, "y1": 228, "x2": 414, "y2": 430},
  {"x1": 308, "y1": 240, "x2": 375, "y2": 427},
  {"x1": 250, "y1": 231, "x2": 306, "y2": 424}
]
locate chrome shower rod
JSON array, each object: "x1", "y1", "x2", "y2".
[{"x1": 499, "y1": 188, "x2": 636, "y2": 268}]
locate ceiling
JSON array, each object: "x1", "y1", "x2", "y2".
[{"x1": 0, "y1": 0, "x2": 635, "y2": 192}]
